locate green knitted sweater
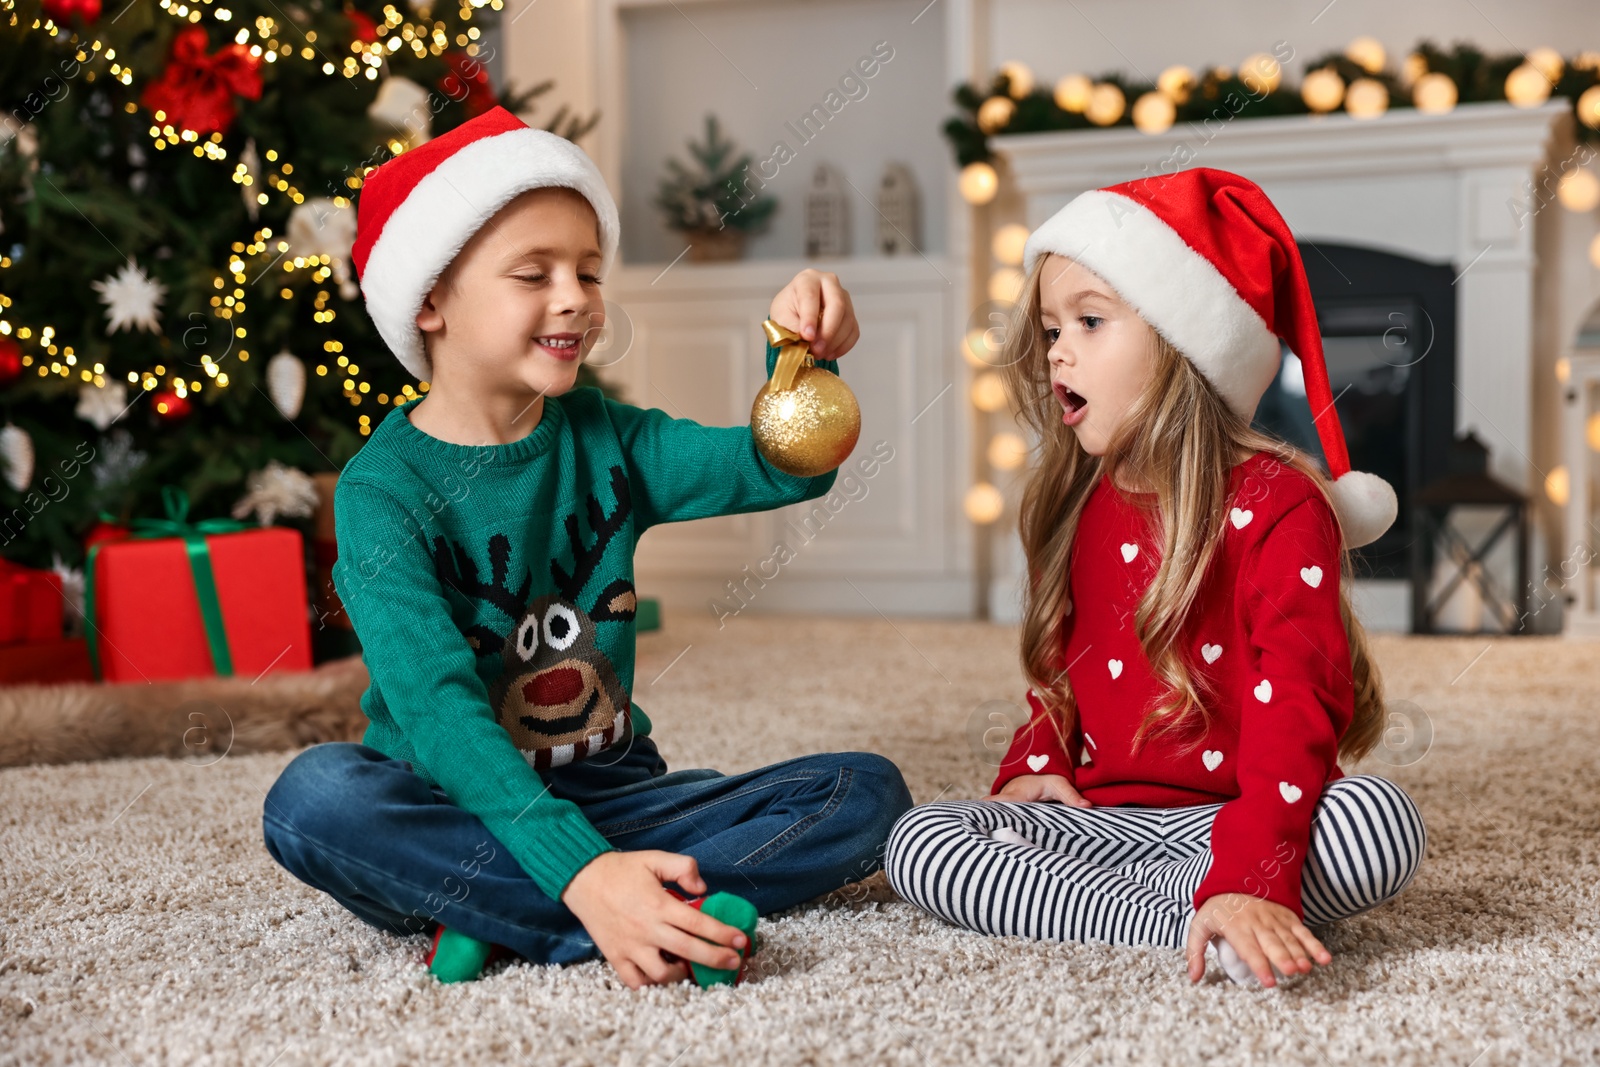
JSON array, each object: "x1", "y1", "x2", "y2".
[{"x1": 331, "y1": 342, "x2": 840, "y2": 902}]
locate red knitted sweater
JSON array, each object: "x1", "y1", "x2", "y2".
[{"x1": 992, "y1": 451, "x2": 1353, "y2": 918}]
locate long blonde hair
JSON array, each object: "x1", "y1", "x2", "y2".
[{"x1": 999, "y1": 255, "x2": 1384, "y2": 764}]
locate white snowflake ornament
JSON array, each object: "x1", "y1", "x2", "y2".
[
  {"x1": 76, "y1": 380, "x2": 130, "y2": 430},
  {"x1": 92, "y1": 257, "x2": 166, "y2": 335},
  {"x1": 231, "y1": 460, "x2": 318, "y2": 526}
]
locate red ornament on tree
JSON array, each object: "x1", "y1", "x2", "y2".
[
  {"x1": 42, "y1": 0, "x2": 101, "y2": 24},
  {"x1": 346, "y1": 6, "x2": 379, "y2": 43},
  {"x1": 152, "y1": 389, "x2": 192, "y2": 421},
  {"x1": 440, "y1": 52, "x2": 497, "y2": 118},
  {"x1": 140, "y1": 26, "x2": 263, "y2": 136},
  {"x1": 0, "y1": 337, "x2": 21, "y2": 388}
]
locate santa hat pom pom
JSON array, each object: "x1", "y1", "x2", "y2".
[{"x1": 1328, "y1": 470, "x2": 1397, "y2": 549}]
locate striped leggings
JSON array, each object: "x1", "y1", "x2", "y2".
[{"x1": 884, "y1": 774, "x2": 1425, "y2": 949}]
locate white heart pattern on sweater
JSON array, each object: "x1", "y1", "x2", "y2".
[
  {"x1": 1108, "y1": 659, "x2": 1123, "y2": 679},
  {"x1": 1301, "y1": 565, "x2": 1323, "y2": 588},
  {"x1": 1230, "y1": 507, "x2": 1253, "y2": 529},
  {"x1": 1027, "y1": 754, "x2": 1049, "y2": 772},
  {"x1": 1080, "y1": 747, "x2": 1092, "y2": 765},
  {"x1": 1121, "y1": 542, "x2": 1139, "y2": 563},
  {"x1": 1254, "y1": 679, "x2": 1272, "y2": 703},
  {"x1": 1202, "y1": 749, "x2": 1224, "y2": 771},
  {"x1": 1201, "y1": 643, "x2": 1223, "y2": 664},
  {"x1": 1279, "y1": 781, "x2": 1303, "y2": 803},
  {"x1": 1083, "y1": 732, "x2": 1096, "y2": 748}
]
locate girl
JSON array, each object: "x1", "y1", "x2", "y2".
[{"x1": 885, "y1": 168, "x2": 1426, "y2": 988}]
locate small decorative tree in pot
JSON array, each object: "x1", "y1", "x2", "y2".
[{"x1": 654, "y1": 114, "x2": 777, "y2": 262}]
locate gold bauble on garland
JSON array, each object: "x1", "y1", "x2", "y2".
[{"x1": 750, "y1": 320, "x2": 861, "y2": 478}]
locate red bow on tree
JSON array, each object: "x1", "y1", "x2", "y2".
[
  {"x1": 43, "y1": 0, "x2": 101, "y2": 24},
  {"x1": 345, "y1": 6, "x2": 379, "y2": 43},
  {"x1": 439, "y1": 52, "x2": 497, "y2": 118},
  {"x1": 140, "y1": 26, "x2": 263, "y2": 136}
]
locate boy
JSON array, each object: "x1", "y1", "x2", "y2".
[{"x1": 261, "y1": 107, "x2": 912, "y2": 989}]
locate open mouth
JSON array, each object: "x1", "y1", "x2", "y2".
[{"x1": 1054, "y1": 381, "x2": 1088, "y2": 426}]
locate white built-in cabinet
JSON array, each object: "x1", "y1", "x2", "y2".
[{"x1": 597, "y1": 256, "x2": 974, "y2": 620}]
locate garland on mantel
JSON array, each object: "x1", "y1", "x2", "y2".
[{"x1": 945, "y1": 40, "x2": 1600, "y2": 166}]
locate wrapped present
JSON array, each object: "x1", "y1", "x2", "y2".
[
  {"x1": 0, "y1": 558, "x2": 64, "y2": 645},
  {"x1": 0, "y1": 636, "x2": 92, "y2": 685},
  {"x1": 85, "y1": 486, "x2": 313, "y2": 683}
]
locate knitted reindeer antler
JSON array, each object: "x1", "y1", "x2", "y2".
[
  {"x1": 431, "y1": 531, "x2": 533, "y2": 655},
  {"x1": 550, "y1": 466, "x2": 631, "y2": 601}
]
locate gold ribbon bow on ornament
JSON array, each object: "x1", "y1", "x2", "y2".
[{"x1": 750, "y1": 320, "x2": 861, "y2": 478}]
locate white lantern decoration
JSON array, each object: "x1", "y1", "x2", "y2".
[
  {"x1": 804, "y1": 163, "x2": 850, "y2": 257},
  {"x1": 876, "y1": 163, "x2": 921, "y2": 256}
]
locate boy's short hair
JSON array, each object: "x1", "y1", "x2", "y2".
[{"x1": 352, "y1": 106, "x2": 619, "y2": 383}]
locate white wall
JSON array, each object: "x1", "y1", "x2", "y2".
[
  {"x1": 984, "y1": 0, "x2": 1599, "y2": 81},
  {"x1": 615, "y1": 0, "x2": 951, "y2": 264}
]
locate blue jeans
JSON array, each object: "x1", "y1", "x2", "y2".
[{"x1": 261, "y1": 736, "x2": 912, "y2": 965}]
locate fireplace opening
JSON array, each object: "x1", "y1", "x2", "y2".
[{"x1": 1249, "y1": 242, "x2": 1458, "y2": 580}]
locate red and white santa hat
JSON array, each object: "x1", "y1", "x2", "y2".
[
  {"x1": 352, "y1": 105, "x2": 619, "y2": 382},
  {"x1": 1022, "y1": 166, "x2": 1397, "y2": 549}
]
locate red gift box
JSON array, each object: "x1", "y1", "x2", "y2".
[
  {"x1": 0, "y1": 636, "x2": 92, "y2": 684},
  {"x1": 0, "y1": 559, "x2": 64, "y2": 645},
  {"x1": 86, "y1": 495, "x2": 313, "y2": 683}
]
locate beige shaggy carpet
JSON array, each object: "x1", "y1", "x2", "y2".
[{"x1": 2, "y1": 616, "x2": 1597, "y2": 1066}]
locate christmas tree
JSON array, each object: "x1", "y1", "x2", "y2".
[{"x1": 0, "y1": 0, "x2": 599, "y2": 582}]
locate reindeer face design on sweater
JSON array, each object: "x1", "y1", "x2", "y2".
[{"x1": 432, "y1": 466, "x2": 637, "y2": 770}]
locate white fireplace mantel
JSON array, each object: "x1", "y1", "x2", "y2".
[{"x1": 992, "y1": 100, "x2": 1576, "y2": 496}]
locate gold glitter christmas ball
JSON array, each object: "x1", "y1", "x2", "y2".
[{"x1": 750, "y1": 366, "x2": 861, "y2": 478}]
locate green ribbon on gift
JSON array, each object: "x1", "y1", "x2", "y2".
[{"x1": 84, "y1": 486, "x2": 253, "y2": 681}]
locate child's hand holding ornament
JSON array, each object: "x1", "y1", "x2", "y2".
[{"x1": 753, "y1": 270, "x2": 862, "y2": 477}]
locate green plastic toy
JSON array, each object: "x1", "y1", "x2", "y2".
[
  {"x1": 424, "y1": 889, "x2": 759, "y2": 986},
  {"x1": 684, "y1": 891, "x2": 760, "y2": 988}
]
